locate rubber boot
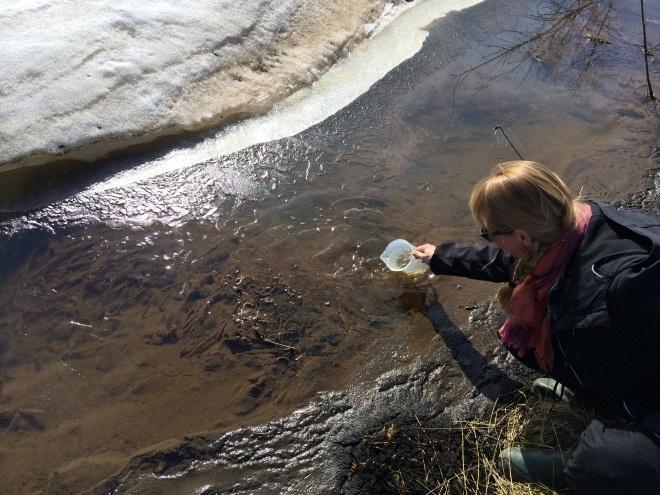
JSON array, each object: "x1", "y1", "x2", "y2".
[
  {"x1": 499, "y1": 446, "x2": 571, "y2": 490},
  {"x1": 533, "y1": 377, "x2": 576, "y2": 404}
]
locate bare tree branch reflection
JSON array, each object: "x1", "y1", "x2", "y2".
[{"x1": 454, "y1": 0, "x2": 615, "y2": 93}]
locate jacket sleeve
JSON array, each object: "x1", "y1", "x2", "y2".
[{"x1": 429, "y1": 242, "x2": 515, "y2": 283}]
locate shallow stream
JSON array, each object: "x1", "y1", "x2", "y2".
[{"x1": 0, "y1": 0, "x2": 658, "y2": 492}]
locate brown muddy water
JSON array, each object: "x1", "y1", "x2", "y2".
[{"x1": 0, "y1": 0, "x2": 658, "y2": 493}]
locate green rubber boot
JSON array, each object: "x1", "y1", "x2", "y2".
[
  {"x1": 499, "y1": 446, "x2": 571, "y2": 490},
  {"x1": 532, "y1": 377, "x2": 576, "y2": 404}
]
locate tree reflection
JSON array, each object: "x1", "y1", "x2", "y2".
[{"x1": 455, "y1": 0, "x2": 621, "y2": 92}]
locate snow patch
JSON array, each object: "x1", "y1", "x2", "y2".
[{"x1": 0, "y1": 0, "x2": 396, "y2": 169}]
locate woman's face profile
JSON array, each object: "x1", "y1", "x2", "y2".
[{"x1": 489, "y1": 229, "x2": 532, "y2": 257}]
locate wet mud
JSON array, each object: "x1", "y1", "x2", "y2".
[{"x1": 0, "y1": 0, "x2": 658, "y2": 492}]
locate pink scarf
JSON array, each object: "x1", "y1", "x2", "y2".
[{"x1": 499, "y1": 203, "x2": 592, "y2": 371}]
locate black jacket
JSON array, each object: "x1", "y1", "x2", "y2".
[{"x1": 429, "y1": 202, "x2": 660, "y2": 429}]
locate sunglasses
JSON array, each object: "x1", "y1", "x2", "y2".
[{"x1": 480, "y1": 228, "x2": 514, "y2": 242}]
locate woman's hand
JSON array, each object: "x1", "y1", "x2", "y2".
[{"x1": 413, "y1": 243, "x2": 436, "y2": 264}]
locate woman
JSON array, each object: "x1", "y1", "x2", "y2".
[{"x1": 413, "y1": 161, "x2": 660, "y2": 494}]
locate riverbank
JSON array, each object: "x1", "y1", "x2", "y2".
[
  {"x1": 349, "y1": 173, "x2": 660, "y2": 495},
  {"x1": 0, "y1": 0, "x2": 405, "y2": 172}
]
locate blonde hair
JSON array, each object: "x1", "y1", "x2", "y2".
[{"x1": 469, "y1": 161, "x2": 581, "y2": 312}]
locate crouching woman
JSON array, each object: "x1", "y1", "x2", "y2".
[{"x1": 413, "y1": 161, "x2": 660, "y2": 494}]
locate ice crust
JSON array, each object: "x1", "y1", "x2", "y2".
[{"x1": 0, "y1": 0, "x2": 396, "y2": 170}]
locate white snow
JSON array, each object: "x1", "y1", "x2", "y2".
[{"x1": 0, "y1": 0, "x2": 394, "y2": 169}]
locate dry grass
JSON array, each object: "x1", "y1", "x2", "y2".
[{"x1": 348, "y1": 388, "x2": 593, "y2": 494}]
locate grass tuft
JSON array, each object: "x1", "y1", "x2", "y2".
[{"x1": 348, "y1": 386, "x2": 593, "y2": 494}]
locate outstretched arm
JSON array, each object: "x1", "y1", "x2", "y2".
[{"x1": 414, "y1": 242, "x2": 514, "y2": 283}]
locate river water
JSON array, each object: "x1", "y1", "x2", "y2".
[{"x1": 0, "y1": 0, "x2": 658, "y2": 493}]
